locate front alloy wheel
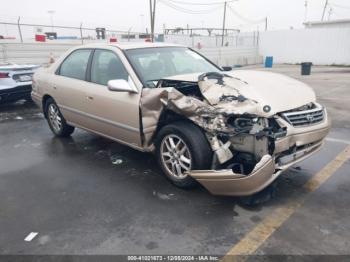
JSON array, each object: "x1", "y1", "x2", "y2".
[
  {"x1": 156, "y1": 122, "x2": 212, "y2": 188},
  {"x1": 160, "y1": 134, "x2": 192, "y2": 179}
]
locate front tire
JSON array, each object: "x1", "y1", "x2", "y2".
[
  {"x1": 45, "y1": 98, "x2": 75, "y2": 137},
  {"x1": 156, "y1": 121, "x2": 212, "y2": 188}
]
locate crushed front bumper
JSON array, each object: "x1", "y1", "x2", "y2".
[{"x1": 189, "y1": 125, "x2": 330, "y2": 196}]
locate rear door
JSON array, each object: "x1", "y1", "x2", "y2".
[
  {"x1": 51, "y1": 48, "x2": 93, "y2": 126},
  {"x1": 83, "y1": 48, "x2": 142, "y2": 148}
]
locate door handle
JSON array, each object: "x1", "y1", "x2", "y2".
[{"x1": 87, "y1": 96, "x2": 94, "y2": 100}]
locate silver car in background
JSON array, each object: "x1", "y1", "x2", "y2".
[{"x1": 0, "y1": 63, "x2": 39, "y2": 104}]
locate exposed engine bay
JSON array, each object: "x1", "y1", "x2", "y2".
[{"x1": 141, "y1": 72, "x2": 289, "y2": 175}]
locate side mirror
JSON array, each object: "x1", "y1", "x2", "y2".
[
  {"x1": 107, "y1": 79, "x2": 137, "y2": 93},
  {"x1": 222, "y1": 66, "x2": 233, "y2": 71}
]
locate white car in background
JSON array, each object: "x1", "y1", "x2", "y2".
[{"x1": 0, "y1": 63, "x2": 39, "y2": 104}]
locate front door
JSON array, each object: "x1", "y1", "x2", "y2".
[{"x1": 83, "y1": 49, "x2": 142, "y2": 148}]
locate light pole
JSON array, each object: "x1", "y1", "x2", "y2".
[
  {"x1": 149, "y1": 0, "x2": 157, "y2": 42},
  {"x1": 47, "y1": 10, "x2": 55, "y2": 32},
  {"x1": 221, "y1": 1, "x2": 227, "y2": 47},
  {"x1": 304, "y1": 0, "x2": 308, "y2": 22}
]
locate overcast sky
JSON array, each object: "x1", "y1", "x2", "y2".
[{"x1": 1, "y1": 0, "x2": 350, "y2": 35}]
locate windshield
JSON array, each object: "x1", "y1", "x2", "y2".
[{"x1": 124, "y1": 47, "x2": 221, "y2": 87}]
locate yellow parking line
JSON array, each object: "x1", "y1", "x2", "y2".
[{"x1": 224, "y1": 145, "x2": 350, "y2": 257}]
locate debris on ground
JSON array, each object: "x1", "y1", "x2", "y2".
[
  {"x1": 24, "y1": 232, "x2": 38, "y2": 242},
  {"x1": 153, "y1": 191, "x2": 176, "y2": 201},
  {"x1": 110, "y1": 155, "x2": 125, "y2": 165}
]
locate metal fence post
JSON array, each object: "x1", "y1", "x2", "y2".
[
  {"x1": 17, "y1": 17, "x2": 23, "y2": 43},
  {"x1": 80, "y1": 23, "x2": 84, "y2": 44}
]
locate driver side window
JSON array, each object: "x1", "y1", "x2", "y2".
[{"x1": 91, "y1": 50, "x2": 129, "y2": 86}]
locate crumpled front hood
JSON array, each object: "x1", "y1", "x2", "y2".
[
  {"x1": 228, "y1": 70, "x2": 316, "y2": 115},
  {"x1": 164, "y1": 70, "x2": 316, "y2": 117}
]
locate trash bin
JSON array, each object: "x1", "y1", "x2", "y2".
[
  {"x1": 301, "y1": 62, "x2": 312, "y2": 75},
  {"x1": 265, "y1": 56, "x2": 273, "y2": 68}
]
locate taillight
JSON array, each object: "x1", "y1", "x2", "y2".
[{"x1": 0, "y1": 72, "x2": 10, "y2": 78}]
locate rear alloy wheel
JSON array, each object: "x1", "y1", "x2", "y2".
[
  {"x1": 48, "y1": 103, "x2": 62, "y2": 133},
  {"x1": 45, "y1": 98, "x2": 75, "y2": 137}
]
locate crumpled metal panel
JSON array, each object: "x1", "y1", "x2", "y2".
[
  {"x1": 140, "y1": 73, "x2": 262, "y2": 145},
  {"x1": 141, "y1": 86, "x2": 210, "y2": 144},
  {"x1": 189, "y1": 154, "x2": 278, "y2": 196}
]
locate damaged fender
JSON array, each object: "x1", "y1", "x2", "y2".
[{"x1": 141, "y1": 72, "x2": 262, "y2": 147}]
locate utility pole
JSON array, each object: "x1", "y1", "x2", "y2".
[
  {"x1": 149, "y1": 0, "x2": 157, "y2": 42},
  {"x1": 321, "y1": 0, "x2": 329, "y2": 21},
  {"x1": 149, "y1": 0, "x2": 153, "y2": 41},
  {"x1": 221, "y1": 1, "x2": 227, "y2": 47},
  {"x1": 153, "y1": 0, "x2": 156, "y2": 41},
  {"x1": 265, "y1": 17, "x2": 268, "y2": 31}
]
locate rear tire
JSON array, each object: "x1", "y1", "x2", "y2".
[
  {"x1": 156, "y1": 121, "x2": 212, "y2": 188},
  {"x1": 45, "y1": 98, "x2": 75, "y2": 137}
]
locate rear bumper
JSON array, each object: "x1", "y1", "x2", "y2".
[
  {"x1": 189, "y1": 124, "x2": 330, "y2": 196},
  {"x1": 31, "y1": 92, "x2": 42, "y2": 110},
  {"x1": 0, "y1": 85, "x2": 32, "y2": 103}
]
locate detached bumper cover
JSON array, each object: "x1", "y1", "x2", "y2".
[
  {"x1": 190, "y1": 154, "x2": 278, "y2": 196},
  {"x1": 189, "y1": 126, "x2": 329, "y2": 196}
]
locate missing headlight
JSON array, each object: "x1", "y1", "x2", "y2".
[{"x1": 226, "y1": 115, "x2": 254, "y2": 132}]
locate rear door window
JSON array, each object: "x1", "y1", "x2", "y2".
[
  {"x1": 90, "y1": 50, "x2": 129, "y2": 86},
  {"x1": 59, "y1": 49, "x2": 92, "y2": 81}
]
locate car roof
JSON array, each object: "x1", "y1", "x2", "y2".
[{"x1": 78, "y1": 42, "x2": 185, "y2": 50}]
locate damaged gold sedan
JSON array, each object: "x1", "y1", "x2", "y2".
[{"x1": 32, "y1": 43, "x2": 331, "y2": 196}]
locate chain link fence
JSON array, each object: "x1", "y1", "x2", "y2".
[
  {"x1": 0, "y1": 19, "x2": 262, "y2": 66},
  {"x1": 0, "y1": 20, "x2": 158, "y2": 43}
]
